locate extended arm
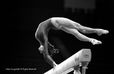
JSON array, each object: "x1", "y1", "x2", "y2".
[
  {"x1": 43, "y1": 52, "x2": 57, "y2": 67},
  {"x1": 39, "y1": 40, "x2": 57, "y2": 68}
]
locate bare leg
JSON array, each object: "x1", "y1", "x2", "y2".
[
  {"x1": 76, "y1": 25, "x2": 109, "y2": 36},
  {"x1": 51, "y1": 17, "x2": 109, "y2": 36},
  {"x1": 61, "y1": 27, "x2": 102, "y2": 45}
]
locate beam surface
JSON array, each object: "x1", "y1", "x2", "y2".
[{"x1": 44, "y1": 49, "x2": 91, "y2": 74}]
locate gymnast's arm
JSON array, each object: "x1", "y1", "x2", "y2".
[
  {"x1": 43, "y1": 47, "x2": 57, "y2": 67},
  {"x1": 35, "y1": 22, "x2": 57, "y2": 68},
  {"x1": 35, "y1": 33, "x2": 57, "y2": 67}
]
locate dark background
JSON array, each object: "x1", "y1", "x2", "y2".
[{"x1": 3, "y1": 0, "x2": 113, "y2": 74}]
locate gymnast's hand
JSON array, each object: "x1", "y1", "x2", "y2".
[{"x1": 53, "y1": 62, "x2": 58, "y2": 69}]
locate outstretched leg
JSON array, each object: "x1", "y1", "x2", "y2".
[
  {"x1": 61, "y1": 27, "x2": 102, "y2": 45},
  {"x1": 75, "y1": 24, "x2": 109, "y2": 36}
]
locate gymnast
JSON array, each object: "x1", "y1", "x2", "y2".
[{"x1": 35, "y1": 17, "x2": 109, "y2": 69}]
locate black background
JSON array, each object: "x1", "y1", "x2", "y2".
[{"x1": 3, "y1": 0, "x2": 113, "y2": 74}]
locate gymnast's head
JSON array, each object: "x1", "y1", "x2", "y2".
[{"x1": 38, "y1": 45, "x2": 44, "y2": 53}]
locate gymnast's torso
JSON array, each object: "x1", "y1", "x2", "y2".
[{"x1": 35, "y1": 18, "x2": 57, "y2": 45}]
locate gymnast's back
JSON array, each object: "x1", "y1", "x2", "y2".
[{"x1": 35, "y1": 18, "x2": 57, "y2": 45}]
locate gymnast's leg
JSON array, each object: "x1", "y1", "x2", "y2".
[
  {"x1": 61, "y1": 27, "x2": 102, "y2": 45},
  {"x1": 75, "y1": 24, "x2": 109, "y2": 36}
]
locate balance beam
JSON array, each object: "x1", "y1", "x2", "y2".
[{"x1": 44, "y1": 49, "x2": 91, "y2": 74}]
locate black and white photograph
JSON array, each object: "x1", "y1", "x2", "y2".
[{"x1": 3, "y1": 0, "x2": 113, "y2": 74}]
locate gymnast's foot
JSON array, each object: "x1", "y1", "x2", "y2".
[
  {"x1": 96, "y1": 29, "x2": 109, "y2": 36},
  {"x1": 90, "y1": 38, "x2": 102, "y2": 45}
]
